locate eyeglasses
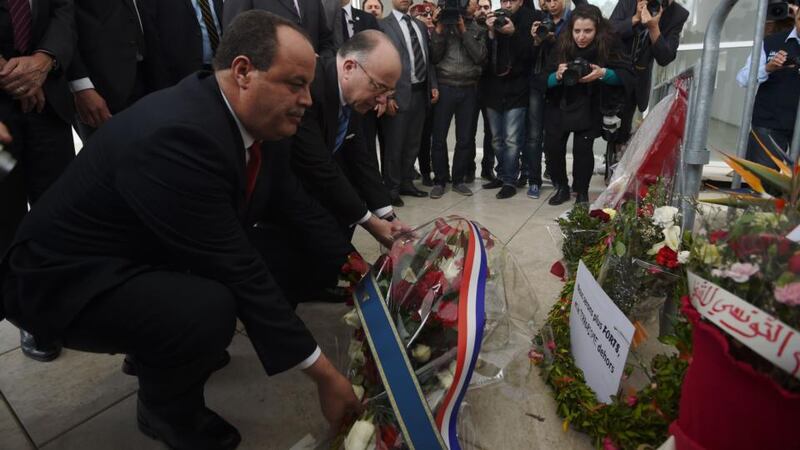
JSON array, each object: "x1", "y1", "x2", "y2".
[{"x1": 354, "y1": 60, "x2": 395, "y2": 97}]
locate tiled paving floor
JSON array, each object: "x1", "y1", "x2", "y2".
[{"x1": 0, "y1": 159, "x2": 606, "y2": 450}]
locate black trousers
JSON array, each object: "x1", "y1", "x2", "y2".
[
  {"x1": 417, "y1": 106, "x2": 433, "y2": 177},
  {"x1": 0, "y1": 104, "x2": 74, "y2": 255},
  {"x1": 545, "y1": 128, "x2": 596, "y2": 194},
  {"x1": 469, "y1": 106, "x2": 495, "y2": 177},
  {"x1": 62, "y1": 270, "x2": 237, "y2": 422},
  {"x1": 431, "y1": 85, "x2": 478, "y2": 185}
]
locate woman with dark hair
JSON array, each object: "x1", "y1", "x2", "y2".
[{"x1": 541, "y1": 5, "x2": 633, "y2": 205}]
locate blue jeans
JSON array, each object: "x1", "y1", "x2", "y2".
[
  {"x1": 521, "y1": 88, "x2": 545, "y2": 186},
  {"x1": 486, "y1": 107, "x2": 526, "y2": 186}
]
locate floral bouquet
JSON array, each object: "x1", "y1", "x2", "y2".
[
  {"x1": 333, "y1": 217, "x2": 533, "y2": 450},
  {"x1": 667, "y1": 146, "x2": 800, "y2": 450},
  {"x1": 596, "y1": 183, "x2": 687, "y2": 324}
]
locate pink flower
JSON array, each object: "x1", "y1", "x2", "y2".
[
  {"x1": 602, "y1": 436, "x2": 619, "y2": 450},
  {"x1": 546, "y1": 340, "x2": 556, "y2": 352},
  {"x1": 528, "y1": 349, "x2": 544, "y2": 364},
  {"x1": 626, "y1": 394, "x2": 638, "y2": 407},
  {"x1": 725, "y1": 262, "x2": 760, "y2": 283},
  {"x1": 775, "y1": 282, "x2": 800, "y2": 306}
]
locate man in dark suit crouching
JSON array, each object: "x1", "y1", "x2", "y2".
[{"x1": 0, "y1": 11, "x2": 359, "y2": 450}]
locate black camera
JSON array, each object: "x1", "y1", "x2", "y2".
[
  {"x1": 563, "y1": 57, "x2": 591, "y2": 86},
  {"x1": 437, "y1": 0, "x2": 467, "y2": 26},
  {"x1": 0, "y1": 146, "x2": 17, "y2": 181},
  {"x1": 646, "y1": 0, "x2": 667, "y2": 15},
  {"x1": 493, "y1": 9, "x2": 510, "y2": 29},
  {"x1": 535, "y1": 18, "x2": 555, "y2": 38},
  {"x1": 768, "y1": 0, "x2": 799, "y2": 21}
]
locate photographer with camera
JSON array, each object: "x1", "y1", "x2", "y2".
[
  {"x1": 428, "y1": 0, "x2": 488, "y2": 199},
  {"x1": 522, "y1": 0, "x2": 572, "y2": 199},
  {"x1": 609, "y1": 0, "x2": 688, "y2": 140},
  {"x1": 481, "y1": 0, "x2": 542, "y2": 199},
  {"x1": 736, "y1": 2, "x2": 800, "y2": 168},
  {"x1": 540, "y1": 4, "x2": 633, "y2": 205}
]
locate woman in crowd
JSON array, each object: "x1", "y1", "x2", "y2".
[
  {"x1": 540, "y1": 4, "x2": 633, "y2": 205},
  {"x1": 363, "y1": 0, "x2": 384, "y2": 18}
]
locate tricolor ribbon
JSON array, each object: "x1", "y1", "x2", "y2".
[{"x1": 354, "y1": 219, "x2": 489, "y2": 450}]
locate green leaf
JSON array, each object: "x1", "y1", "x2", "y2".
[{"x1": 615, "y1": 241, "x2": 626, "y2": 257}]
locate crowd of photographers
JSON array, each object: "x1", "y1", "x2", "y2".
[{"x1": 377, "y1": 0, "x2": 690, "y2": 205}]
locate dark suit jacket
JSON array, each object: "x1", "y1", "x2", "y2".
[
  {"x1": 291, "y1": 56, "x2": 391, "y2": 226},
  {"x1": 147, "y1": 0, "x2": 224, "y2": 87},
  {"x1": 1, "y1": 73, "x2": 350, "y2": 375},
  {"x1": 610, "y1": 0, "x2": 688, "y2": 111},
  {"x1": 0, "y1": 0, "x2": 75, "y2": 123},
  {"x1": 68, "y1": 0, "x2": 161, "y2": 114},
  {"x1": 379, "y1": 12, "x2": 437, "y2": 111},
  {"x1": 333, "y1": 5, "x2": 379, "y2": 47},
  {"x1": 223, "y1": 0, "x2": 335, "y2": 57}
]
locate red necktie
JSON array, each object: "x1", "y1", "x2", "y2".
[
  {"x1": 245, "y1": 142, "x2": 262, "y2": 202},
  {"x1": 9, "y1": 0, "x2": 32, "y2": 54}
]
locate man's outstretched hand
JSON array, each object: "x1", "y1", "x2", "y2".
[{"x1": 304, "y1": 353, "x2": 362, "y2": 430}]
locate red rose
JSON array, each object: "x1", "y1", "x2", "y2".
[
  {"x1": 589, "y1": 209, "x2": 611, "y2": 222},
  {"x1": 789, "y1": 253, "x2": 800, "y2": 274},
  {"x1": 655, "y1": 246, "x2": 680, "y2": 269},
  {"x1": 434, "y1": 218, "x2": 458, "y2": 237},
  {"x1": 708, "y1": 230, "x2": 729, "y2": 244},
  {"x1": 436, "y1": 300, "x2": 459, "y2": 328},
  {"x1": 379, "y1": 424, "x2": 400, "y2": 449},
  {"x1": 343, "y1": 252, "x2": 369, "y2": 276},
  {"x1": 390, "y1": 279, "x2": 413, "y2": 304},
  {"x1": 550, "y1": 261, "x2": 567, "y2": 281}
]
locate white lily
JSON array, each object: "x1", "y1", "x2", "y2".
[
  {"x1": 352, "y1": 384, "x2": 365, "y2": 401},
  {"x1": 663, "y1": 225, "x2": 681, "y2": 251}
]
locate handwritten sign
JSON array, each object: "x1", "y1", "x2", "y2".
[
  {"x1": 570, "y1": 261, "x2": 635, "y2": 403},
  {"x1": 688, "y1": 271, "x2": 800, "y2": 379}
]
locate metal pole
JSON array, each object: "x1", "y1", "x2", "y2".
[
  {"x1": 731, "y1": 0, "x2": 769, "y2": 190},
  {"x1": 681, "y1": 0, "x2": 741, "y2": 233},
  {"x1": 791, "y1": 99, "x2": 800, "y2": 161}
]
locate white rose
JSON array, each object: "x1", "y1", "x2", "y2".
[
  {"x1": 342, "y1": 308, "x2": 362, "y2": 329},
  {"x1": 678, "y1": 250, "x2": 690, "y2": 264},
  {"x1": 352, "y1": 384, "x2": 365, "y2": 401},
  {"x1": 442, "y1": 258, "x2": 461, "y2": 284},
  {"x1": 411, "y1": 344, "x2": 432, "y2": 363},
  {"x1": 344, "y1": 419, "x2": 376, "y2": 450},
  {"x1": 602, "y1": 208, "x2": 617, "y2": 220},
  {"x1": 652, "y1": 206, "x2": 679, "y2": 228},
  {"x1": 663, "y1": 225, "x2": 681, "y2": 251},
  {"x1": 348, "y1": 340, "x2": 366, "y2": 366},
  {"x1": 437, "y1": 369, "x2": 454, "y2": 390}
]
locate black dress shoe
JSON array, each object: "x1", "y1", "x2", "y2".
[
  {"x1": 391, "y1": 196, "x2": 405, "y2": 207},
  {"x1": 421, "y1": 174, "x2": 434, "y2": 187},
  {"x1": 575, "y1": 192, "x2": 590, "y2": 204},
  {"x1": 548, "y1": 186, "x2": 571, "y2": 205},
  {"x1": 20, "y1": 330, "x2": 62, "y2": 362},
  {"x1": 515, "y1": 177, "x2": 528, "y2": 188},
  {"x1": 496, "y1": 185, "x2": 517, "y2": 199},
  {"x1": 480, "y1": 171, "x2": 495, "y2": 182},
  {"x1": 137, "y1": 399, "x2": 241, "y2": 450},
  {"x1": 482, "y1": 179, "x2": 503, "y2": 189},
  {"x1": 399, "y1": 187, "x2": 428, "y2": 197},
  {"x1": 123, "y1": 350, "x2": 231, "y2": 377}
]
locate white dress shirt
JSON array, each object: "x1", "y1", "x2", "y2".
[
  {"x1": 391, "y1": 9, "x2": 427, "y2": 84},
  {"x1": 342, "y1": 3, "x2": 355, "y2": 38},
  {"x1": 737, "y1": 28, "x2": 800, "y2": 88},
  {"x1": 219, "y1": 85, "x2": 322, "y2": 371}
]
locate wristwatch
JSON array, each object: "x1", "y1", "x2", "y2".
[{"x1": 382, "y1": 212, "x2": 397, "y2": 222}]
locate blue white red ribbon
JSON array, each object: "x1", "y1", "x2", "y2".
[
  {"x1": 354, "y1": 218, "x2": 489, "y2": 450},
  {"x1": 435, "y1": 220, "x2": 488, "y2": 450}
]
